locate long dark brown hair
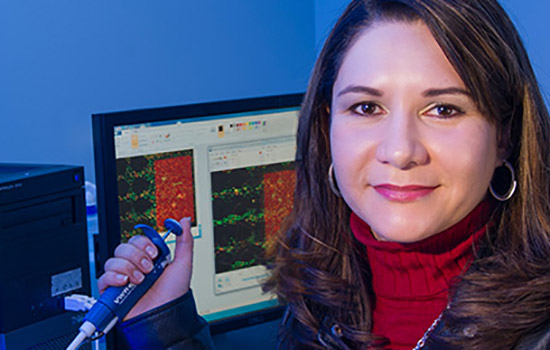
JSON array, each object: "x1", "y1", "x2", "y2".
[{"x1": 264, "y1": 0, "x2": 550, "y2": 349}]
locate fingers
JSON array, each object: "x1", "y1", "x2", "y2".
[
  {"x1": 98, "y1": 219, "x2": 193, "y2": 298},
  {"x1": 173, "y1": 217, "x2": 194, "y2": 269},
  {"x1": 126, "y1": 235, "x2": 158, "y2": 261},
  {"x1": 98, "y1": 235, "x2": 159, "y2": 293},
  {"x1": 97, "y1": 270, "x2": 129, "y2": 294}
]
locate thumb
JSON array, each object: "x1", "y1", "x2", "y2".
[{"x1": 173, "y1": 217, "x2": 194, "y2": 268}]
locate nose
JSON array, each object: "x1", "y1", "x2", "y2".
[{"x1": 375, "y1": 113, "x2": 428, "y2": 169}]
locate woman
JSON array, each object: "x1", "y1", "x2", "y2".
[{"x1": 99, "y1": 0, "x2": 550, "y2": 349}]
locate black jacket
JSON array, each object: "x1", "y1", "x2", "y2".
[
  {"x1": 316, "y1": 315, "x2": 550, "y2": 350},
  {"x1": 119, "y1": 291, "x2": 550, "y2": 349}
]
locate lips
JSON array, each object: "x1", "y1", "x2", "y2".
[{"x1": 373, "y1": 184, "x2": 438, "y2": 202}]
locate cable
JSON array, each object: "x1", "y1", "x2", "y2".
[
  {"x1": 65, "y1": 294, "x2": 97, "y2": 312},
  {"x1": 64, "y1": 294, "x2": 100, "y2": 350}
]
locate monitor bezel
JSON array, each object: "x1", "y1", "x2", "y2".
[{"x1": 91, "y1": 93, "x2": 303, "y2": 338}]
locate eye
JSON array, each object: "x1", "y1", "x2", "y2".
[
  {"x1": 423, "y1": 104, "x2": 464, "y2": 118},
  {"x1": 350, "y1": 102, "x2": 385, "y2": 117}
]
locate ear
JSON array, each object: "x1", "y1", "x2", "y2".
[{"x1": 496, "y1": 122, "x2": 512, "y2": 164}]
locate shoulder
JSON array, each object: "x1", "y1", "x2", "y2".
[
  {"x1": 514, "y1": 322, "x2": 550, "y2": 350},
  {"x1": 424, "y1": 318, "x2": 550, "y2": 350}
]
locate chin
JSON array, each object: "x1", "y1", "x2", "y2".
[
  {"x1": 361, "y1": 200, "x2": 443, "y2": 242},
  {"x1": 369, "y1": 217, "x2": 436, "y2": 243},
  {"x1": 376, "y1": 231, "x2": 433, "y2": 243}
]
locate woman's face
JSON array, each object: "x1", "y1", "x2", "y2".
[{"x1": 330, "y1": 21, "x2": 503, "y2": 243}]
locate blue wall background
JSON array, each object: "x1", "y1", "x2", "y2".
[
  {"x1": 0, "y1": 1, "x2": 315, "y2": 182},
  {"x1": 1, "y1": 1, "x2": 549, "y2": 182}
]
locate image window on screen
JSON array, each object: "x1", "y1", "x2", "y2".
[
  {"x1": 115, "y1": 149, "x2": 197, "y2": 242},
  {"x1": 110, "y1": 106, "x2": 298, "y2": 321}
]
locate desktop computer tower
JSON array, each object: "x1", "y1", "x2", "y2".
[{"x1": 0, "y1": 164, "x2": 91, "y2": 349}]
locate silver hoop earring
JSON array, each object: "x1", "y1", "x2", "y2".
[
  {"x1": 489, "y1": 159, "x2": 517, "y2": 201},
  {"x1": 328, "y1": 163, "x2": 342, "y2": 197}
]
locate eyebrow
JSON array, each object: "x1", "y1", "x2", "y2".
[
  {"x1": 336, "y1": 85, "x2": 471, "y2": 98},
  {"x1": 422, "y1": 87, "x2": 471, "y2": 97},
  {"x1": 336, "y1": 85, "x2": 383, "y2": 97}
]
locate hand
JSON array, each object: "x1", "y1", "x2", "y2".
[{"x1": 97, "y1": 217, "x2": 194, "y2": 320}]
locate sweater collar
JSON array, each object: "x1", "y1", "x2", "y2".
[{"x1": 350, "y1": 199, "x2": 494, "y2": 299}]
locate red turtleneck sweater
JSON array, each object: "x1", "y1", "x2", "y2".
[{"x1": 349, "y1": 201, "x2": 493, "y2": 350}]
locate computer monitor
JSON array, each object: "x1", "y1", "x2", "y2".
[{"x1": 92, "y1": 93, "x2": 302, "y2": 337}]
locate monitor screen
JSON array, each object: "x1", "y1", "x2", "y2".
[{"x1": 92, "y1": 93, "x2": 302, "y2": 336}]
